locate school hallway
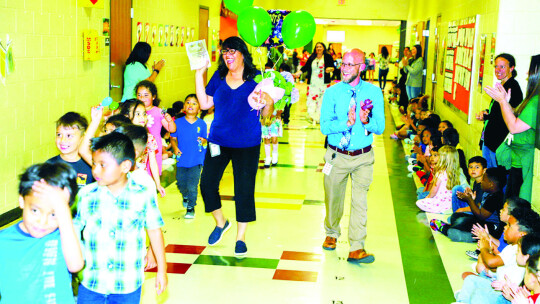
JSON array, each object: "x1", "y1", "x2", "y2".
[{"x1": 140, "y1": 83, "x2": 476, "y2": 304}]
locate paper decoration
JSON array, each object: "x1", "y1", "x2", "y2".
[
  {"x1": 169, "y1": 25, "x2": 174, "y2": 47},
  {"x1": 164, "y1": 25, "x2": 169, "y2": 47},
  {"x1": 211, "y1": 29, "x2": 217, "y2": 62},
  {"x1": 263, "y1": 10, "x2": 291, "y2": 48},
  {"x1": 181, "y1": 27, "x2": 185, "y2": 47},
  {"x1": 186, "y1": 40, "x2": 211, "y2": 70},
  {"x1": 137, "y1": 22, "x2": 142, "y2": 42},
  {"x1": 78, "y1": 0, "x2": 104, "y2": 8},
  {"x1": 103, "y1": 19, "x2": 110, "y2": 36},
  {"x1": 190, "y1": 28, "x2": 195, "y2": 42},
  {"x1": 478, "y1": 34, "x2": 486, "y2": 93},
  {"x1": 151, "y1": 24, "x2": 157, "y2": 46},
  {"x1": 175, "y1": 26, "x2": 180, "y2": 47},
  {"x1": 186, "y1": 27, "x2": 191, "y2": 43},
  {"x1": 145, "y1": 23, "x2": 150, "y2": 43},
  {"x1": 158, "y1": 25, "x2": 164, "y2": 46},
  {"x1": 83, "y1": 30, "x2": 100, "y2": 61}
]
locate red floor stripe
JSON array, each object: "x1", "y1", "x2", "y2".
[
  {"x1": 146, "y1": 262, "x2": 191, "y2": 274},
  {"x1": 165, "y1": 244, "x2": 206, "y2": 255},
  {"x1": 272, "y1": 269, "x2": 318, "y2": 282},
  {"x1": 280, "y1": 251, "x2": 322, "y2": 262}
]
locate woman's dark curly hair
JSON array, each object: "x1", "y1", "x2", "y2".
[{"x1": 217, "y1": 36, "x2": 258, "y2": 81}]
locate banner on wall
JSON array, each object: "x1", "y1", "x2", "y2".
[
  {"x1": 443, "y1": 15, "x2": 479, "y2": 120},
  {"x1": 478, "y1": 34, "x2": 486, "y2": 93}
]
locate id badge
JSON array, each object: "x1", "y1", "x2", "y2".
[
  {"x1": 322, "y1": 162, "x2": 333, "y2": 176},
  {"x1": 209, "y1": 143, "x2": 220, "y2": 157}
]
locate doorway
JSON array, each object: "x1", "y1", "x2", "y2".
[
  {"x1": 422, "y1": 20, "x2": 429, "y2": 94},
  {"x1": 199, "y1": 6, "x2": 209, "y2": 84},
  {"x1": 110, "y1": 0, "x2": 132, "y2": 102}
]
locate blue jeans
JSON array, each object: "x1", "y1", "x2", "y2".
[
  {"x1": 451, "y1": 185, "x2": 469, "y2": 213},
  {"x1": 482, "y1": 144, "x2": 498, "y2": 168},
  {"x1": 379, "y1": 68, "x2": 389, "y2": 89},
  {"x1": 176, "y1": 165, "x2": 202, "y2": 208},
  {"x1": 456, "y1": 273, "x2": 502, "y2": 303},
  {"x1": 417, "y1": 187, "x2": 429, "y2": 199},
  {"x1": 406, "y1": 86, "x2": 421, "y2": 100},
  {"x1": 78, "y1": 285, "x2": 142, "y2": 304}
]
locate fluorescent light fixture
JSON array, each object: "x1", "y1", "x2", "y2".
[
  {"x1": 327, "y1": 30, "x2": 345, "y2": 42},
  {"x1": 356, "y1": 20, "x2": 372, "y2": 26}
]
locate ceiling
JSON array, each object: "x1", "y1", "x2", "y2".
[{"x1": 315, "y1": 19, "x2": 401, "y2": 27}]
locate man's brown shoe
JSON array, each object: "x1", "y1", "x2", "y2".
[
  {"x1": 347, "y1": 249, "x2": 375, "y2": 264},
  {"x1": 322, "y1": 236, "x2": 337, "y2": 250}
]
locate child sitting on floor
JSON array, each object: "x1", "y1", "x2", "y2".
[
  {"x1": 455, "y1": 208, "x2": 540, "y2": 303},
  {"x1": 430, "y1": 166, "x2": 506, "y2": 242},
  {"x1": 416, "y1": 145, "x2": 461, "y2": 214}
]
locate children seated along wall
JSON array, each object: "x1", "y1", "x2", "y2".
[
  {"x1": 0, "y1": 162, "x2": 84, "y2": 303},
  {"x1": 430, "y1": 166, "x2": 506, "y2": 243}
]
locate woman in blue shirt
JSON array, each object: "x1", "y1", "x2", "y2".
[{"x1": 195, "y1": 36, "x2": 273, "y2": 256}]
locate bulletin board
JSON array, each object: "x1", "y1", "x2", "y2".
[{"x1": 443, "y1": 15, "x2": 479, "y2": 121}]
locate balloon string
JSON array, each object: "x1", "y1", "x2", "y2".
[{"x1": 272, "y1": 51, "x2": 284, "y2": 71}]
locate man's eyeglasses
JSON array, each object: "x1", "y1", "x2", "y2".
[
  {"x1": 341, "y1": 63, "x2": 361, "y2": 68},
  {"x1": 221, "y1": 49, "x2": 237, "y2": 55}
]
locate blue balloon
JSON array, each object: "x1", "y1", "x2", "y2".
[{"x1": 101, "y1": 96, "x2": 113, "y2": 107}]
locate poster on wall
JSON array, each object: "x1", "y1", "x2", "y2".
[
  {"x1": 443, "y1": 15, "x2": 479, "y2": 121},
  {"x1": 211, "y1": 29, "x2": 217, "y2": 62},
  {"x1": 478, "y1": 34, "x2": 486, "y2": 93},
  {"x1": 439, "y1": 37, "x2": 446, "y2": 76},
  {"x1": 490, "y1": 34, "x2": 496, "y2": 65},
  {"x1": 145, "y1": 23, "x2": 150, "y2": 43},
  {"x1": 137, "y1": 22, "x2": 143, "y2": 42},
  {"x1": 103, "y1": 19, "x2": 110, "y2": 36},
  {"x1": 83, "y1": 30, "x2": 100, "y2": 61}
]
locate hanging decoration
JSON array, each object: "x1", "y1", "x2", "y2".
[{"x1": 262, "y1": 10, "x2": 290, "y2": 48}]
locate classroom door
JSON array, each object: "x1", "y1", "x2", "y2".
[
  {"x1": 199, "y1": 6, "x2": 209, "y2": 84},
  {"x1": 110, "y1": 0, "x2": 132, "y2": 102}
]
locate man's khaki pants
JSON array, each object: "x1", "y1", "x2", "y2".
[{"x1": 323, "y1": 147, "x2": 374, "y2": 252}]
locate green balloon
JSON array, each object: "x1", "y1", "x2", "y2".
[
  {"x1": 237, "y1": 7, "x2": 272, "y2": 47},
  {"x1": 281, "y1": 10, "x2": 316, "y2": 49},
  {"x1": 109, "y1": 101, "x2": 119, "y2": 111},
  {"x1": 224, "y1": 0, "x2": 253, "y2": 15}
]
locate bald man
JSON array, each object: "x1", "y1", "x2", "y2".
[{"x1": 319, "y1": 49, "x2": 385, "y2": 264}]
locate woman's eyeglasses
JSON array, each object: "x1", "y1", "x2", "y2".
[
  {"x1": 341, "y1": 63, "x2": 361, "y2": 68},
  {"x1": 221, "y1": 49, "x2": 237, "y2": 55}
]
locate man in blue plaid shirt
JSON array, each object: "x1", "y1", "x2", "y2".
[{"x1": 74, "y1": 132, "x2": 167, "y2": 303}]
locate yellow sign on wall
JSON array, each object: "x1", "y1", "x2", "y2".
[
  {"x1": 83, "y1": 30, "x2": 100, "y2": 61},
  {"x1": 78, "y1": 0, "x2": 104, "y2": 8}
]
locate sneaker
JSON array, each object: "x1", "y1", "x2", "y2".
[
  {"x1": 390, "y1": 133, "x2": 398, "y2": 140},
  {"x1": 264, "y1": 157, "x2": 271, "y2": 168},
  {"x1": 429, "y1": 219, "x2": 447, "y2": 232},
  {"x1": 404, "y1": 138, "x2": 413, "y2": 145},
  {"x1": 183, "y1": 198, "x2": 188, "y2": 208},
  {"x1": 184, "y1": 208, "x2": 195, "y2": 219},
  {"x1": 271, "y1": 152, "x2": 278, "y2": 166},
  {"x1": 465, "y1": 250, "x2": 479, "y2": 260},
  {"x1": 234, "y1": 240, "x2": 248, "y2": 256},
  {"x1": 407, "y1": 158, "x2": 417, "y2": 165},
  {"x1": 208, "y1": 220, "x2": 231, "y2": 246}
]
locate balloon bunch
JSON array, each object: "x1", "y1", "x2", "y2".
[
  {"x1": 224, "y1": 0, "x2": 316, "y2": 49},
  {"x1": 100, "y1": 96, "x2": 119, "y2": 111}
]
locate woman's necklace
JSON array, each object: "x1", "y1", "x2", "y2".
[{"x1": 316, "y1": 56, "x2": 324, "y2": 79}]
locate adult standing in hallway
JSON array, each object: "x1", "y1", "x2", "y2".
[
  {"x1": 377, "y1": 46, "x2": 390, "y2": 91},
  {"x1": 403, "y1": 44, "x2": 424, "y2": 100},
  {"x1": 484, "y1": 66, "x2": 538, "y2": 202},
  {"x1": 195, "y1": 37, "x2": 273, "y2": 256},
  {"x1": 320, "y1": 49, "x2": 385, "y2": 264},
  {"x1": 396, "y1": 47, "x2": 412, "y2": 111},
  {"x1": 294, "y1": 42, "x2": 335, "y2": 125},
  {"x1": 122, "y1": 42, "x2": 164, "y2": 102},
  {"x1": 476, "y1": 53, "x2": 523, "y2": 168}
]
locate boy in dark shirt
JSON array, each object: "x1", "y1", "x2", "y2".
[
  {"x1": 452, "y1": 156, "x2": 488, "y2": 213},
  {"x1": 47, "y1": 112, "x2": 94, "y2": 188},
  {"x1": 430, "y1": 166, "x2": 506, "y2": 242}
]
